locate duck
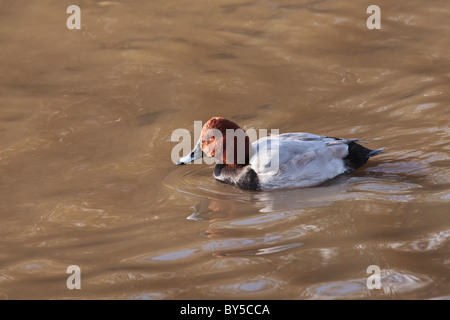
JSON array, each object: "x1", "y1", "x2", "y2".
[{"x1": 176, "y1": 117, "x2": 383, "y2": 190}]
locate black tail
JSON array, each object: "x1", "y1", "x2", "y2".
[{"x1": 344, "y1": 142, "x2": 383, "y2": 171}]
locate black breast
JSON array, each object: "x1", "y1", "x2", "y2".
[{"x1": 214, "y1": 164, "x2": 261, "y2": 191}]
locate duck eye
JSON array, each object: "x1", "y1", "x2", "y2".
[{"x1": 210, "y1": 136, "x2": 215, "y2": 141}]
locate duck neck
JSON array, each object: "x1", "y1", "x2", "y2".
[{"x1": 222, "y1": 140, "x2": 254, "y2": 166}]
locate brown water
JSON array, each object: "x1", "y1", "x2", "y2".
[{"x1": 0, "y1": 0, "x2": 449, "y2": 300}]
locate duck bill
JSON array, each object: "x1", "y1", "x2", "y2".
[{"x1": 176, "y1": 139, "x2": 205, "y2": 165}]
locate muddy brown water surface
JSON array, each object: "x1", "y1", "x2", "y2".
[{"x1": 0, "y1": 0, "x2": 449, "y2": 299}]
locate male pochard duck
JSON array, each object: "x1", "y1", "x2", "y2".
[{"x1": 177, "y1": 117, "x2": 383, "y2": 190}]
